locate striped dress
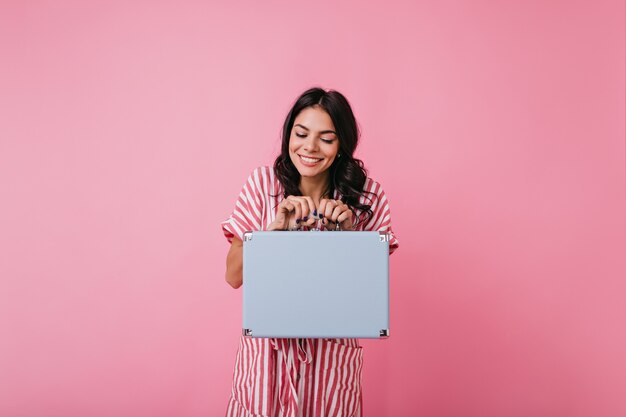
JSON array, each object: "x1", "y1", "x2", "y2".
[{"x1": 221, "y1": 166, "x2": 399, "y2": 417}]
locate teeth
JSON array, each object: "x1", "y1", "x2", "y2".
[{"x1": 300, "y1": 155, "x2": 322, "y2": 163}]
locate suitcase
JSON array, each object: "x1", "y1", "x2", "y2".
[{"x1": 242, "y1": 230, "x2": 390, "y2": 339}]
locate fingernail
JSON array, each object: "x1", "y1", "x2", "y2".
[
  {"x1": 313, "y1": 209, "x2": 318, "y2": 216},
  {"x1": 303, "y1": 216, "x2": 308, "y2": 221},
  {"x1": 296, "y1": 219, "x2": 301, "y2": 224}
]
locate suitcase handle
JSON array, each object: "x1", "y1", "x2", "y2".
[
  {"x1": 312, "y1": 217, "x2": 341, "y2": 231},
  {"x1": 291, "y1": 217, "x2": 341, "y2": 231}
]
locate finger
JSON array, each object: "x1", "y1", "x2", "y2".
[
  {"x1": 302, "y1": 196, "x2": 318, "y2": 218},
  {"x1": 303, "y1": 216, "x2": 317, "y2": 227},
  {"x1": 330, "y1": 204, "x2": 346, "y2": 223},
  {"x1": 322, "y1": 216, "x2": 339, "y2": 231},
  {"x1": 287, "y1": 196, "x2": 303, "y2": 216},
  {"x1": 336, "y1": 209, "x2": 354, "y2": 229},
  {"x1": 323, "y1": 200, "x2": 337, "y2": 220},
  {"x1": 320, "y1": 200, "x2": 338, "y2": 230},
  {"x1": 282, "y1": 200, "x2": 302, "y2": 230},
  {"x1": 287, "y1": 196, "x2": 302, "y2": 221},
  {"x1": 275, "y1": 201, "x2": 294, "y2": 230},
  {"x1": 280, "y1": 202, "x2": 297, "y2": 227},
  {"x1": 279, "y1": 200, "x2": 295, "y2": 215},
  {"x1": 318, "y1": 199, "x2": 328, "y2": 220},
  {"x1": 296, "y1": 196, "x2": 312, "y2": 220}
]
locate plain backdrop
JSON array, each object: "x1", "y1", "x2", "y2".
[{"x1": 1, "y1": 1, "x2": 625, "y2": 416}]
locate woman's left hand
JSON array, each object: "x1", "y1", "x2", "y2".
[{"x1": 318, "y1": 198, "x2": 354, "y2": 231}]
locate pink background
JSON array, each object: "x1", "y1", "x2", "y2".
[{"x1": 1, "y1": 1, "x2": 624, "y2": 416}]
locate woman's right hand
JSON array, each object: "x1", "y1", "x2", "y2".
[{"x1": 267, "y1": 195, "x2": 319, "y2": 231}]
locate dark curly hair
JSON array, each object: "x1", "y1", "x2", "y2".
[{"x1": 273, "y1": 87, "x2": 376, "y2": 229}]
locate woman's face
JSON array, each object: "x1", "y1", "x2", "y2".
[{"x1": 288, "y1": 106, "x2": 340, "y2": 179}]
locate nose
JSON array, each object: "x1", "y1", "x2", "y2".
[{"x1": 303, "y1": 136, "x2": 319, "y2": 152}]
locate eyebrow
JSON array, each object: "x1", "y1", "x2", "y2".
[{"x1": 294, "y1": 124, "x2": 337, "y2": 135}]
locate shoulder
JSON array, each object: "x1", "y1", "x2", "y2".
[
  {"x1": 242, "y1": 165, "x2": 280, "y2": 195},
  {"x1": 360, "y1": 176, "x2": 388, "y2": 205},
  {"x1": 362, "y1": 177, "x2": 384, "y2": 194},
  {"x1": 248, "y1": 165, "x2": 273, "y2": 179}
]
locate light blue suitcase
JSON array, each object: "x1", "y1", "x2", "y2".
[{"x1": 242, "y1": 231, "x2": 390, "y2": 339}]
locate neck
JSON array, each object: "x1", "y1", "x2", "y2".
[{"x1": 299, "y1": 172, "x2": 331, "y2": 204}]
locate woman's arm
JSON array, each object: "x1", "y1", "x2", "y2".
[{"x1": 225, "y1": 237, "x2": 243, "y2": 289}]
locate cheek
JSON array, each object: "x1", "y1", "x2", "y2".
[
  {"x1": 326, "y1": 144, "x2": 339, "y2": 157},
  {"x1": 288, "y1": 136, "x2": 299, "y2": 151}
]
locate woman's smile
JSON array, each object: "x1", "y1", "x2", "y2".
[{"x1": 298, "y1": 154, "x2": 323, "y2": 166}]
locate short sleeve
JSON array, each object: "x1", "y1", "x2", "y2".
[
  {"x1": 362, "y1": 179, "x2": 400, "y2": 255},
  {"x1": 220, "y1": 168, "x2": 265, "y2": 244}
]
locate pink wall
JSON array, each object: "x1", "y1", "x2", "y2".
[{"x1": 1, "y1": 1, "x2": 624, "y2": 416}]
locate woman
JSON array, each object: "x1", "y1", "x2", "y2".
[{"x1": 221, "y1": 87, "x2": 399, "y2": 417}]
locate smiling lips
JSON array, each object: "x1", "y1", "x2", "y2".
[{"x1": 298, "y1": 154, "x2": 323, "y2": 166}]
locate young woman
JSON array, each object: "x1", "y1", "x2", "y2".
[{"x1": 221, "y1": 87, "x2": 399, "y2": 417}]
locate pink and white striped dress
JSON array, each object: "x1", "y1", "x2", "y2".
[{"x1": 221, "y1": 166, "x2": 399, "y2": 417}]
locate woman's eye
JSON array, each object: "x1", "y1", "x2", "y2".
[{"x1": 295, "y1": 132, "x2": 334, "y2": 143}]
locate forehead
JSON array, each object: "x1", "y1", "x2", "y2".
[{"x1": 293, "y1": 106, "x2": 335, "y2": 131}]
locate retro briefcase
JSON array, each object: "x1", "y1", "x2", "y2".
[{"x1": 242, "y1": 230, "x2": 390, "y2": 339}]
